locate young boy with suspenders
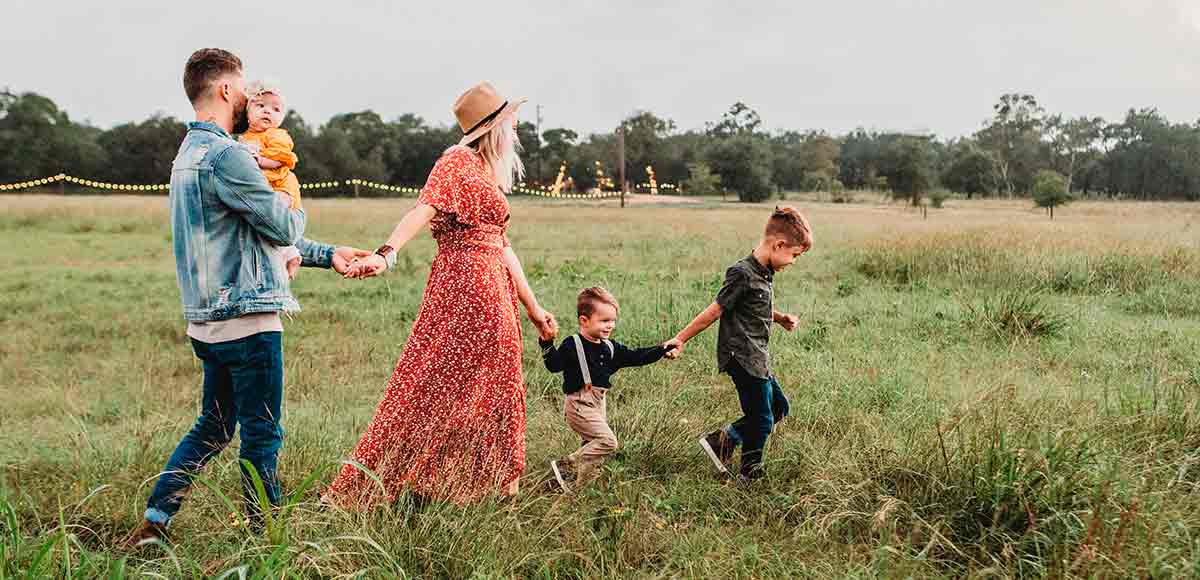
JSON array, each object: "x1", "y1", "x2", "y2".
[{"x1": 540, "y1": 287, "x2": 680, "y2": 491}]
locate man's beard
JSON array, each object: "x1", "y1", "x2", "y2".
[{"x1": 232, "y1": 105, "x2": 250, "y2": 134}]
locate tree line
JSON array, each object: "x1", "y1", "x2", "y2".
[{"x1": 2, "y1": 89, "x2": 1198, "y2": 202}]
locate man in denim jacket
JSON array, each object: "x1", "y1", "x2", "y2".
[{"x1": 126, "y1": 49, "x2": 369, "y2": 546}]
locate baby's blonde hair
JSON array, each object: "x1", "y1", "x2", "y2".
[{"x1": 246, "y1": 79, "x2": 286, "y2": 111}]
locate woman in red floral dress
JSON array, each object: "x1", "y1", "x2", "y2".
[{"x1": 323, "y1": 83, "x2": 557, "y2": 504}]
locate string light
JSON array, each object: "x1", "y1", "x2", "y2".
[{"x1": 0, "y1": 172, "x2": 674, "y2": 199}]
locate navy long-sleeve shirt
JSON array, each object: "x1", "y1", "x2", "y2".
[{"x1": 540, "y1": 335, "x2": 668, "y2": 394}]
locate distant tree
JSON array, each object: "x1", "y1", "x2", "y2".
[
  {"x1": 682, "y1": 161, "x2": 721, "y2": 196},
  {"x1": 881, "y1": 135, "x2": 935, "y2": 206},
  {"x1": 281, "y1": 111, "x2": 334, "y2": 183},
  {"x1": 98, "y1": 115, "x2": 186, "y2": 184},
  {"x1": 8, "y1": 85, "x2": 1200, "y2": 203},
  {"x1": 706, "y1": 133, "x2": 774, "y2": 202},
  {"x1": 619, "y1": 111, "x2": 676, "y2": 186},
  {"x1": 769, "y1": 131, "x2": 804, "y2": 191},
  {"x1": 541, "y1": 128, "x2": 578, "y2": 166},
  {"x1": 706, "y1": 102, "x2": 763, "y2": 138},
  {"x1": 1032, "y1": 169, "x2": 1071, "y2": 218},
  {"x1": 1044, "y1": 114, "x2": 1105, "y2": 194},
  {"x1": 977, "y1": 93, "x2": 1045, "y2": 196},
  {"x1": 796, "y1": 133, "x2": 839, "y2": 191},
  {"x1": 941, "y1": 142, "x2": 998, "y2": 198},
  {"x1": 517, "y1": 121, "x2": 542, "y2": 182},
  {"x1": 0, "y1": 90, "x2": 107, "y2": 181},
  {"x1": 839, "y1": 129, "x2": 906, "y2": 190}
]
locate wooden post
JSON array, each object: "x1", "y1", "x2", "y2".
[
  {"x1": 536, "y1": 104, "x2": 543, "y2": 184},
  {"x1": 617, "y1": 126, "x2": 626, "y2": 208},
  {"x1": 353, "y1": 182, "x2": 360, "y2": 198}
]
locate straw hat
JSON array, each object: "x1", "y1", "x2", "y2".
[{"x1": 454, "y1": 82, "x2": 527, "y2": 146}]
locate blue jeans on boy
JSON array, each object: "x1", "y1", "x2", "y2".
[
  {"x1": 723, "y1": 359, "x2": 790, "y2": 477},
  {"x1": 144, "y1": 332, "x2": 285, "y2": 526}
]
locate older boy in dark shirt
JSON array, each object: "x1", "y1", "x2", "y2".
[
  {"x1": 541, "y1": 287, "x2": 679, "y2": 491},
  {"x1": 670, "y1": 207, "x2": 813, "y2": 481}
]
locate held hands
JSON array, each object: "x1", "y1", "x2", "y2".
[
  {"x1": 332, "y1": 246, "x2": 374, "y2": 276},
  {"x1": 529, "y1": 306, "x2": 558, "y2": 341},
  {"x1": 343, "y1": 253, "x2": 388, "y2": 279},
  {"x1": 663, "y1": 337, "x2": 685, "y2": 360}
]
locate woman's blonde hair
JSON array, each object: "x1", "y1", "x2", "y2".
[{"x1": 472, "y1": 113, "x2": 524, "y2": 192}]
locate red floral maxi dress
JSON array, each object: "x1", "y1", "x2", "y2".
[{"x1": 325, "y1": 145, "x2": 525, "y2": 505}]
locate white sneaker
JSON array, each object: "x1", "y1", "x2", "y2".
[
  {"x1": 699, "y1": 435, "x2": 730, "y2": 475},
  {"x1": 550, "y1": 460, "x2": 572, "y2": 493}
]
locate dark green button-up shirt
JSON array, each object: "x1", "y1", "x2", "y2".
[{"x1": 715, "y1": 254, "x2": 774, "y2": 379}]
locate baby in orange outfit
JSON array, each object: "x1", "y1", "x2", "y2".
[{"x1": 240, "y1": 80, "x2": 302, "y2": 279}]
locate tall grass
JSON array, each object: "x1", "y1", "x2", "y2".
[{"x1": 1, "y1": 196, "x2": 1199, "y2": 577}]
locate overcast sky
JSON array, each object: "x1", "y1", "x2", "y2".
[{"x1": 7, "y1": 0, "x2": 1200, "y2": 137}]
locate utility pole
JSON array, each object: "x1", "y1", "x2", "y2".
[
  {"x1": 617, "y1": 125, "x2": 626, "y2": 208},
  {"x1": 535, "y1": 104, "x2": 543, "y2": 184}
]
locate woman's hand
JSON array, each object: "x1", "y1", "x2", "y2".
[
  {"x1": 343, "y1": 253, "x2": 388, "y2": 279},
  {"x1": 332, "y1": 247, "x2": 373, "y2": 274},
  {"x1": 528, "y1": 306, "x2": 558, "y2": 340}
]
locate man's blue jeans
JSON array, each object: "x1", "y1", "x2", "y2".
[
  {"x1": 723, "y1": 360, "x2": 790, "y2": 477},
  {"x1": 145, "y1": 331, "x2": 284, "y2": 525}
]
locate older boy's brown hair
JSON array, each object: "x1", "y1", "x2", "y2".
[
  {"x1": 183, "y1": 48, "x2": 243, "y2": 105},
  {"x1": 577, "y1": 286, "x2": 620, "y2": 318},
  {"x1": 765, "y1": 206, "x2": 813, "y2": 250}
]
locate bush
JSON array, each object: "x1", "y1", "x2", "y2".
[
  {"x1": 929, "y1": 189, "x2": 952, "y2": 208},
  {"x1": 1032, "y1": 170, "x2": 1072, "y2": 219},
  {"x1": 681, "y1": 162, "x2": 720, "y2": 196},
  {"x1": 835, "y1": 277, "x2": 858, "y2": 297},
  {"x1": 967, "y1": 289, "x2": 1067, "y2": 339}
]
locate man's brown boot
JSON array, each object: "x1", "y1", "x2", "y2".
[{"x1": 120, "y1": 520, "x2": 169, "y2": 550}]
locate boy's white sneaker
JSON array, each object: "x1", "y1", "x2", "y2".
[
  {"x1": 550, "y1": 459, "x2": 574, "y2": 493},
  {"x1": 699, "y1": 431, "x2": 734, "y2": 475}
]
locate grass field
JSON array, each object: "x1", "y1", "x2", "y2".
[{"x1": 1, "y1": 194, "x2": 1199, "y2": 578}]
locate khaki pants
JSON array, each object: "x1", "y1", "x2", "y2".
[{"x1": 563, "y1": 386, "x2": 618, "y2": 483}]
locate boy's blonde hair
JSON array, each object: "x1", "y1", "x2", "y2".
[
  {"x1": 577, "y1": 286, "x2": 619, "y2": 318},
  {"x1": 765, "y1": 206, "x2": 813, "y2": 250},
  {"x1": 246, "y1": 79, "x2": 286, "y2": 111}
]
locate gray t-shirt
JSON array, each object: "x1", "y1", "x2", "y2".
[{"x1": 715, "y1": 254, "x2": 774, "y2": 379}]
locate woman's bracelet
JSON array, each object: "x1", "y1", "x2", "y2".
[{"x1": 374, "y1": 244, "x2": 397, "y2": 269}]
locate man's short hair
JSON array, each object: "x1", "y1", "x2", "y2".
[
  {"x1": 765, "y1": 206, "x2": 813, "y2": 250},
  {"x1": 183, "y1": 48, "x2": 243, "y2": 104}
]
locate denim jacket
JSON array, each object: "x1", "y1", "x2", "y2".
[{"x1": 170, "y1": 121, "x2": 334, "y2": 322}]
